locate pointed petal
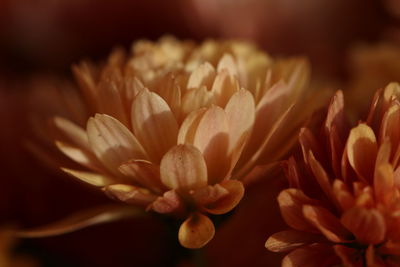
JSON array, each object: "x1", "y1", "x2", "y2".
[
  {"x1": 346, "y1": 124, "x2": 378, "y2": 183},
  {"x1": 200, "y1": 180, "x2": 244, "y2": 215},
  {"x1": 160, "y1": 144, "x2": 207, "y2": 191},
  {"x1": 193, "y1": 106, "x2": 230, "y2": 184},
  {"x1": 87, "y1": 114, "x2": 147, "y2": 174},
  {"x1": 178, "y1": 213, "x2": 215, "y2": 249},
  {"x1": 119, "y1": 160, "x2": 165, "y2": 193},
  {"x1": 266, "y1": 230, "x2": 323, "y2": 252},
  {"x1": 104, "y1": 184, "x2": 157, "y2": 206},
  {"x1": 332, "y1": 179, "x2": 355, "y2": 211},
  {"x1": 17, "y1": 205, "x2": 142, "y2": 238},
  {"x1": 61, "y1": 168, "x2": 113, "y2": 186},
  {"x1": 131, "y1": 90, "x2": 179, "y2": 163},
  {"x1": 341, "y1": 207, "x2": 386, "y2": 245}
]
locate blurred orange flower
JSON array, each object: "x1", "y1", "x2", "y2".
[
  {"x1": 23, "y1": 37, "x2": 324, "y2": 249},
  {"x1": 266, "y1": 83, "x2": 400, "y2": 266}
]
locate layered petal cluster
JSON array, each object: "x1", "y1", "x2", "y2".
[
  {"x1": 266, "y1": 83, "x2": 400, "y2": 266},
  {"x1": 28, "y1": 37, "x2": 320, "y2": 248}
]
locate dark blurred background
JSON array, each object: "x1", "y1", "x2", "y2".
[{"x1": 0, "y1": 0, "x2": 398, "y2": 266}]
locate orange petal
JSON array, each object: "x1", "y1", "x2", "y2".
[
  {"x1": 87, "y1": 114, "x2": 147, "y2": 175},
  {"x1": 303, "y1": 205, "x2": 351, "y2": 243},
  {"x1": 61, "y1": 168, "x2": 113, "y2": 187},
  {"x1": 104, "y1": 184, "x2": 158, "y2": 206},
  {"x1": 307, "y1": 151, "x2": 338, "y2": 208},
  {"x1": 374, "y1": 163, "x2": 394, "y2": 205},
  {"x1": 332, "y1": 179, "x2": 355, "y2": 211},
  {"x1": 187, "y1": 62, "x2": 216, "y2": 89},
  {"x1": 178, "y1": 213, "x2": 215, "y2": 249},
  {"x1": 193, "y1": 106, "x2": 230, "y2": 184},
  {"x1": 201, "y1": 180, "x2": 244, "y2": 215},
  {"x1": 17, "y1": 205, "x2": 142, "y2": 238},
  {"x1": 277, "y1": 189, "x2": 319, "y2": 232},
  {"x1": 346, "y1": 123, "x2": 378, "y2": 183},
  {"x1": 341, "y1": 207, "x2": 386, "y2": 245},
  {"x1": 266, "y1": 230, "x2": 323, "y2": 252},
  {"x1": 160, "y1": 144, "x2": 207, "y2": 191},
  {"x1": 325, "y1": 90, "x2": 345, "y2": 137},
  {"x1": 119, "y1": 160, "x2": 165, "y2": 194},
  {"x1": 131, "y1": 90, "x2": 178, "y2": 163},
  {"x1": 380, "y1": 103, "x2": 400, "y2": 154}
]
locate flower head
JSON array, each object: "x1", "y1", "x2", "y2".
[
  {"x1": 266, "y1": 83, "x2": 400, "y2": 266},
  {"x1": 26, "y1": 37, "x2": 321, "y2": 248}
]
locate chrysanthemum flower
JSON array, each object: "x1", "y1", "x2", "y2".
[
  {"x1": 266, "y1": 83, "x2": 400, "y2": 266},
  {"x1": 23, "y1": 37, "x2": 322, "y2": 248}
]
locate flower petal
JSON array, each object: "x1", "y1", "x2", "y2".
[
  {"x1": 211, "y1": 71, "x2": 239, "y2": 107},
  {"x1": 61, "y1": 168, "x2": 113, "y2": 186},
  {"x1": 217, "y1": 54, "x2": 238, "y2": 77},
  {"x1": 119, "y1": 160, "x2": 165, "y2": 194},
  {"x1": 341, "y1": 207, "x2": 386, "y2": 245},
  {"x1": 187, "y1": 62, "x2": 216, "y2": 89},
  {"x1": 193, "y1": 106, "x2": 230, "y2": 184},
  {"x1": 104, "y1": 184, "x2": 158, "y2": 207},
  {"x1": 160, "y1": 144, "x2": 207, "y2": 191},
  {"x1": 56, "y1": 141, "x2": 103, "y2": 171},
  {"x1": 201, "y1": 180, "x2": 245, "y2": 215},
  {"x1": 131, "y1": 89, "x2": 179, "y2": 163},
  {"x1": 303, "y1": 205, "x2": 352, "y2": 243},
  {"x1": 152, "y1": 190, "x2": 185, "y2": 215},
  {"x1": 17, "y1": 205, "x2": 142, "y2": 238},
  {"x1": 282, "y1": 244, "x2": 338, "y2": 267},
  {"x1": 224, "y1": 89, "x2": 255, "y2": 155},
  {"x1": 266, "y1": 230, "x2": 323, "y2": 252},
  {"x1": 278, "y1": 189, "x2": 319, "y2": 232},
  {"x1": 181, "y1": 87, "x2": 214, "y2": 117},
  {"x1": 178, "y1": 212, "x2": 215, "y2": 249},
  {"x1": 346, "y1": 123, "x2": 377, "y2": 183},
  {"x1": 87, "y1": 114, "x2": 147, "y2": 175},
  {"x1": 53, "y1": 116, "x2": 89, "y2": 149}
]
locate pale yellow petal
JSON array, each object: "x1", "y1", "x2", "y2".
[
  {"x1": 104, "y1": 184, "x2": 158, "y2": 206},
  {"x1": 211, "y1": 71, "x2": 239, "y2": 107}
]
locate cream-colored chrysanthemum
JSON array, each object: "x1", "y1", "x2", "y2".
[{"x1": 24, "y1": 37, "x2": 324, "y2": 248}]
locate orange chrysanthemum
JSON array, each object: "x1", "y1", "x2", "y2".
[
  {"x1": 23, "y1": 37, "x2": 322, "y2": 248},
  {"x1": 266, "y1": 83, "x2": 400, "y2": 266}
]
